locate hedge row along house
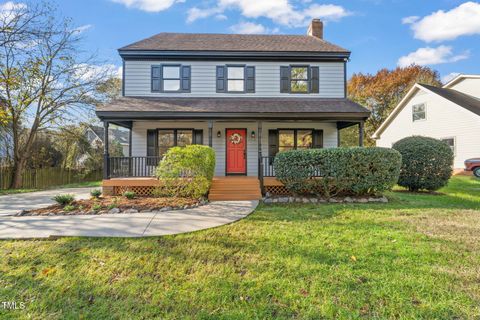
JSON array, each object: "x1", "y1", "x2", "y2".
[{"x1": 96, "y1": 19, "x2": 370, "y2": 200}]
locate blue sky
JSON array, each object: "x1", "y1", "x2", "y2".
[{"x1": 21, "y1": 0, "x2": 480, "y2": 82}]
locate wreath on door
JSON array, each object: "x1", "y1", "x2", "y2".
[{"x1": 229, "y1": 133, "x2": 242, "y2": 144}]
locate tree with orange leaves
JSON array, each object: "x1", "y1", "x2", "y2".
[{"x1": 343, "y1": 65, "x2": 442, "y2": 146}]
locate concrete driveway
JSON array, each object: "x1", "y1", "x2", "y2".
[
  {"x1": 0, "y1": 187, "x2": 98, "y2": 216},
  {"x1": 0, "y1": 201, "x2": 258, "y2": 239}
]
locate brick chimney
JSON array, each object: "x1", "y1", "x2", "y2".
[{"x1": 307, "y1": 19, "x2": 323, "y2": 39}]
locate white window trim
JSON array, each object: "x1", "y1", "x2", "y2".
[
  {"x1": 412, "y1": 102, "x2": 427, "y2": 122},
  {"x1": 441, "y1": 136, "x2": 456, "y2": 156}
]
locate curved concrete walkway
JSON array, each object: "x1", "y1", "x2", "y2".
[
  {"x1": 0, "y1": 200, "x2": 258, "y2": 239},
  {"x1": 0, "y1": 187, "x2": 98, "y2": 216}
]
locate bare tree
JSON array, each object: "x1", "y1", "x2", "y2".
[{"x1": 0, "y1": 2, "x2": 113, "y2": 188}]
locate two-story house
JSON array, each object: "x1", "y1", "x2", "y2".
[{"x1": 97, "y1": 19, "x2": 370, "y2": 200}]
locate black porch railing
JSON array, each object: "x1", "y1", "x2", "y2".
[{"x1": 108, "y1": 156, "x2": 161, "y2": 178}]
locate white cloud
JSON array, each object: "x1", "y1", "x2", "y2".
[
  {"x1": 187, "y1": 0, "x2": 351, "y2": 26},
  {"x1": 230, "y1": 22, "x2": 266, "y2": 34},
  {"x1": 73, "y1": 24, "x2": 93, "y2": 34},
  {"x1": 110, "y1": 0, "x2": 178, "y2": 12},
  {"x1": 187, "y1": 7, "x2": 223, "y2": 23},
  {"x1": 229, "y1": 21, "x2": 280, "y2": 34},
  {"x1": 303, "y1": 4, "x2": 350, "y2": 22},
  {"x1": 215, "y1": 14, "x2": 228, "y2": 21},
  {"x1": 75, "y1": 64, "x2": 122, "y2": 81},
  {"x1": 405, "y1": 2, "x2": 480, "y2": 42},
  {"x1": 0, "y1": 1, "x2": 26, "y2": 12},
  {"x1": 0, "y1": 1, "x2": 27, "y2": 21},
  {"x1": 441, "y1": 72, "x2": 461, "y2": 84},
  {"x1": 397, "y1": 45, "x2": 469, "y2": 67},
  {"x1": 401, "y1": 15, "x2": 419, "y2": 24}
]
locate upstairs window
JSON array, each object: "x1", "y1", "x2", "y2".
[
  {"x1": 290, "y1": 67, "x2": 309, "y2": 93},
  {"x1": 151, "y1": 65, "x2": 191, "y2": 93},
  {"x1": 280, "y1": 65, "x2": 319, "y2": 94},
  {"x1": 412, "y1": 103, "x2": 426, "y2": 121},
  {"x1": 227, "y1": 67, "x2": 245, "y2": 92},
  {"x1": 216, "y1": 65, "x2": 255, "y2": 93},
  {"x1": 162, "y1": 66, "x2": 181, "y2": 91}
]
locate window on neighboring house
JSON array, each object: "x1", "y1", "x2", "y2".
[
  {"x1": 157, "y1": 129, "x2": 194, "y2": 157},
  {"x1": 227, "y1": 66, "x2": 245, "y2": 92},
  {"x1": 441, "y1": 137, "x2": 455, "y2": 155},
  {"x1": 162, "y1": 66, "x2": 181, "y2": 91},
  {"x1": 412, "y1": 103, "x2": 426, "y2": 121},
  {"x1": 290, "y1": 67, "x2": 309, "y2": 93}
]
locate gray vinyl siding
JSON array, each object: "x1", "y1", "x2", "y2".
[
  {"x1": 124, "y1": 60, "x2": 345, "y2": 98},
  {"x1": 131, "y1": 120, "x2": 338, "y2": 177}
]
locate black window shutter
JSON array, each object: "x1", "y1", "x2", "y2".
[
  {"x1": 151, "y1": 66, "x2": 161, "y2": 92},
  {"x1": 280, "y1": 66, "x2": 290, "y2": 93},
  {"x1": 268, "y1": 130, "x2": 279, "y2": 157},
  {"x1": 193, "y1": 129, "x2": 203, "y2": 145},
  {"x1": 181, "y1": 66, "x2": 191, "y2": 92},
  {"x1": 216, "y1": 66, "x2": 226, "y2": 93},
  {"x1": 313, "y1": 130, "x2": 323, "y2": 148},
  {"x1": 245, "y1": 66, "x2": 255, "y2": 93},
  {"x1": 311, "y1": 66, "x2": 319, "y2": 94},
  {"x1": 147, "y1": 129, "x2": 158, "y2": 165}
]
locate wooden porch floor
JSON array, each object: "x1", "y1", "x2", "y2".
[{"x1": 102, "y1": 176, "x2": 263, "y2": 201}]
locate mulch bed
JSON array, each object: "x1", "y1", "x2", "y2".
[{"x1": 20, "y1": 196, "x2": 204, "y2": 216}]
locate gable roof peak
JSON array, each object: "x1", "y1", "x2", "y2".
[{"x1": 443, "y1": 74, "x2": 480, "y2": 88}]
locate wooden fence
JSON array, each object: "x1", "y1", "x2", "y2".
[{"x1": 0, "y1": 167, "x2": 102, "y2": 190}]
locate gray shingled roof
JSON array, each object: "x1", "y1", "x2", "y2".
[
  {"x1": 419, "y1": 83, "x2": 480, "y2": 117},
  {"x1": 119, "y1": 33, "x2": 349, "y2": 54},
  {"x1": 96, "y1": 97, "x2": 369, "y2": 119}
]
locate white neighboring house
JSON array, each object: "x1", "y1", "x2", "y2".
[{"x1": 373, "y1": 74, "x2": 480, "y2": 169}]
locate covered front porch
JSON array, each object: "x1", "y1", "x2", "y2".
[
  {"x1": 96, "y1": 96, "x2": 369, "y2": 198},
  {"x1": 100, "y1": 119, "x2": 366, "y2": 198}
]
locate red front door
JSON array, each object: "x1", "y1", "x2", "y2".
[{"x1": 226, "y1": 129, "x2": 247, "y2": 175}]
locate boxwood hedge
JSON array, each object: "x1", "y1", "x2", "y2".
[
  {"x1": 156, "y1": 145, "x2": 216, "y2": 198},
  {"x1": 392, "y1": 136, "x2": 453, "y2": 192},
  {"x1": 274, "y1": 147, "x2": 402, "y2": 197}
]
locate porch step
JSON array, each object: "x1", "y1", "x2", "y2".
[{"x1": 208, "y1": 177, "x2": 262, "y2": 201}]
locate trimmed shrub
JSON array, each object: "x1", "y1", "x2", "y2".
[
  {"x1": 392, "y1": 136, "x2": 453, "y2": 191},
  {"x1": 274, "y1": 147, "x2": 402, "y2": 197},
  {"x1": 156, "y1": 145, "x2": 216, "y2": 199},
  {"x1": 123, "y1": 191, "x2": 136, "y2": 199},
  {"x1": 52, "y1": 194, "x2": 75, "y2": 206}
]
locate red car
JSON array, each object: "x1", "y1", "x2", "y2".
[{"x1": 465, "y1": 158, "x2": 480, "y2": 178}]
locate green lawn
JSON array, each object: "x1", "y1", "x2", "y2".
[
  {"x1": 1, "y1": 176, "x2": 480, "y2": 319},
  {"x1": 0, "y1": 181, "x2": 101, "y2": 196}
]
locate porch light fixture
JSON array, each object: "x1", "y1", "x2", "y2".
[
  {"x1": 251, "y1": 130, "x2": 256, "y2": 140},
  {"x1": 217, "y1": 130, "x2": 221, "y2": 138}
]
